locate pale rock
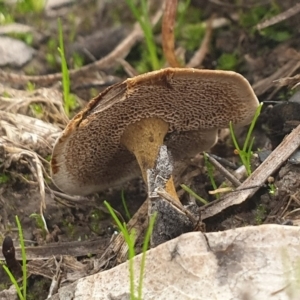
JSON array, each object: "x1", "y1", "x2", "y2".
[
  {"x1": 50, "y1": 224, "x2": 300, "y2": 300},
  {"x1": 0, "y1": 36, "x2": 35, "y2": 67}
]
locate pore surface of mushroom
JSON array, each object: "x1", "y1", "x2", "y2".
[{"x1": 51, "y1": 68, "x2": 259, "y2": 195}]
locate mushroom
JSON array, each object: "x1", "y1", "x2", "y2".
[{"x1": 51, "y1": 68, "x2": 259, "y2": 198}]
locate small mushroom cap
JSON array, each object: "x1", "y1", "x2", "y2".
[{"x1": 51, "y1": 68, "x2": 259, "y2": 195}]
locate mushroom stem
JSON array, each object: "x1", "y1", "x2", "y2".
[{"x1": 121, "y1": 118, "x2": 180, "y2": 203}]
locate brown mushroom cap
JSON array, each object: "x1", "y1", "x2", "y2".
[{"x1": 51, "y1": 68, "x2": 259, "y2": 195}]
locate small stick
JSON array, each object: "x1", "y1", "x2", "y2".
[
  {"x1": 209, "y1": 187, "x2": 234, "y2": 195},
  {"x1": 162, "y1": 0, "x2": 182, "y2": 67},
  {"x1": 47, "y1": 256, "x2": 63, "y2": 299},
  {"x1": 209, "y1": 153, "x2": 237, "y2": 169},
  {"x1": 256, "y1": 3, "x2": 300, "y2": 30},
  {"x1": 206, "y1": 153, "x2": 241, "y2": 187}
]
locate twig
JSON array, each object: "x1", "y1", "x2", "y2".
[
  {"x1": 48, "y1": 188, "x2": 95, "y2": 204},
  {"x1": 208, "y1": 0, "x2": 271, "y2": 8},
  {"x1": 274, "y1": 74, "x2": 300, "y2": 89},
  {"x1": 209, "y1": 153, "x2": 237, "y2": 169},
  {"x1": 256, "y1": 3, "x2": 300, "y2": 30},
  {"x1": 47, "y1": 256, "x2": 63, "y2": 299},
  {"x1": 253, "y1": 60, "x2": 300, "y2": 97},
  {"x1": 162, "y1": 0, "x2": 182, "y2": 67},
  {"x1": 206, "y1": 153, "x2": 241, "y2": 187},
  {"x1": 0, "y1": 238, "x2": 109, "y2": 261},
  {"x1": 117, "y1": 58, "x2": 139, "y2": 77}
]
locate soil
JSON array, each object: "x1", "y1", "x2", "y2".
[{"x1": 1, "y1": 0, "x2": 300, "y2": 299}]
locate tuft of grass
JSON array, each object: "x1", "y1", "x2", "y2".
[
  {"x1": 125, "y1": 0, "x2": 160, "y2": 70},
  {"x1": 104, "y1": 201, "x2": 156, "y2": 300},
  {"x1": 180, "y1": 184, "x2": 208, "y2": 205},
  {"x1": 229, "y1": 103, "x2": 263, "y2": 176},
  {"x1": 1, "y1": 216, "x2": 27, "y2": 300}
]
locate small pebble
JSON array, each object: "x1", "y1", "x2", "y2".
[{"x1": 288, "y1": 150, "x2": 300, "y2": 165}]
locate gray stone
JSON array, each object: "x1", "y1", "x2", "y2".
[
  {"x1": 50, "y1": 224, "x2": 300, "y2": 300},
  {"x1": 0, "y1": 36, "x2": 35, "y2": 67}
]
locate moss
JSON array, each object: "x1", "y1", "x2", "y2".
[
  {"x1": 217, "y1": 53, "x2": 239, "y2": 71},
  {"x1": 89, "y1": 208, "x2": 107, "y2": 235},
  {"x1": 0, "y1": 173, "x2": 10, "y2": 184},
  {"x1": 254, "y1": 204, "x2": 267, "y2": 224}
]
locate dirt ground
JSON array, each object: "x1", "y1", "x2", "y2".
[{"x1": 1, "y1": 0, "x2": 300, "y2": 299}]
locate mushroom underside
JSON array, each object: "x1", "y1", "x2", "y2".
[
  {"x1": 51, "y1": 68, "x2": 259, "y2": 195},
  {"x1": 51, "y1": 125, "x2": 218, "y2": 195}
]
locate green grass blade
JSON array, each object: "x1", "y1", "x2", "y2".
[
  {"x1": 229, "y1": 121, "x2": 241, "y2": 152},
  {"x1": 57, "y1": 18, "x2": 71, "y2": 116},
  {"x1": 246, "y1": 137, "x2": 255, "y2": 174},
  {"x1": 230, "y1": 103, "x2": 262, "y2": 176},
  {"x1": 180, "y1": 184, "x2": 208, "y2": 205},
  {"x1": 203, "y1": 152, "x2": 219, "y2": 199},
  {"x1": 137, "y1": 213, "x2": 156, "y2": 299},
  {"x1": 139, "y1": 0, "x2": 159, "y2": 69},
  {"x1": 242, "y1": 103, "x2": 263, "y2": 153},
  {"x1": 125, "y1": 0, "x2": 159, "y2": 70},
  {"x1": 104, "y1": 201, "x2": 136, "y2": 298},
  {"x1": 121, "y1": 190, "x2": 131, "y2": 220},
  {"x1": 15, "y1": 215, "x2": 27, "y2": 299},
  {"x1": 230, "y1": 120, "x2": 251, "y2": 175},
  {"x1": 125, "y1": 0, "x2": 142, "y2": 23},
  {"x1": 2, "y1": 265, "x2": 24, "y2": 300}
]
